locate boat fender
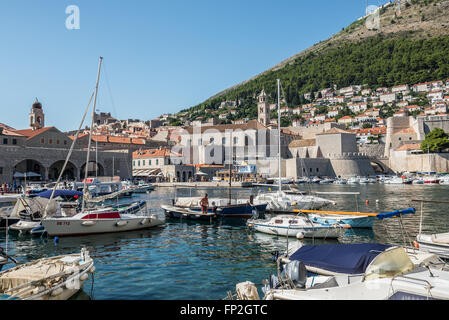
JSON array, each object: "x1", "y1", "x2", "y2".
[
  {"x1": 80, "y1": 273, "x2": 89, "y2": 281},
  {"x1": 116, "y1": 220, "x2": 128, "y2": 227},
  {"x1": 89, "y1": 266, "x2": 96, "y2": 273},
  {"x1": 366, "y1": 200, "x2": 369, "y2": 205},
  {"x1": 296, "y1": 232, "x2": 305, "y2": 240},
  {"x1": 291, "y1": 202, "x2": 297, "y2": 206},
  {"x1": 54, "y1": 237, "x2": 59, "y2": 245},
  {"x1": 51, "y1": 287, "x2": 64, "y2": 297},
  {"x1": 32, "y1": 286, "x2": 45, "y2": 295},
  {"x1": 140, "y1": 218, "x2": 150, "y2": 225},
  {"x1": 413, "y1": 241, "x2": 419, "y2": 249},
  {"x1": 82, "y1": 221, "x2": 96, "y2": 226}
]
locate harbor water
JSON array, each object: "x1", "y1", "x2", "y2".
[{"x1": 1, "y1": 184, "x2": 449, "y2": 300}]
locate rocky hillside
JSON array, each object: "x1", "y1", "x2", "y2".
[{"x1": 177, "y1": 0, "x2": 449, "y2": 121}]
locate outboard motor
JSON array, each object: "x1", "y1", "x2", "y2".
[{"x1": 280, "y1": 260, "x2": 307, "y2": 289}]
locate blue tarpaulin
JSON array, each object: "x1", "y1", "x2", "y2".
[
  {"x1": 289, "y1": 243, "x2": 392, "y2": 275},
  {"x1": 376, "y1": 208, "x2": 415, "y2": 220},
  {"x1": 35, "y1": 190, "x2": 83, "y2": 199}
]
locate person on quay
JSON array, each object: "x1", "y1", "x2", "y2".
[{"x1": 200, "y1": 193, "x2": 209, "y2": 214}]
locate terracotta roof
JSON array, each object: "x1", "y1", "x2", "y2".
[
  {"x1": 316, "y1": 128, "x2": 351, "y2": 135},
  {"x1": 289, "y1": 139, "x2": 316, "y2": 148},
  {"x1": 183, "y1": 120, "x2": 268, "y2": 134},
  {"x1": 133, "y1": 148, "x2": 182, "y2": 159},
  {"x1": 395, "y1": 143, "x2": 421, "y2": 151},
  {"x1": 395, "y1": 127, "x2": 416, "y2": 135},
  {"x1": 70, "y1": 134, "x2": 146, "y2": 145},
  {"x1": 14, "y1": 127, "x2": 55, "y2": 140}
]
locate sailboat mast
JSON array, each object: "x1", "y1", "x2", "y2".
[
  {"x1": 229, "y1": 131, "x2": 232, "y2": 205},
  {"x1": 82, "y1": 56, "x2": 103, "y2": 212},
  {"x1": 277, "y1": 79, "x2": 282, "y2": 193}
]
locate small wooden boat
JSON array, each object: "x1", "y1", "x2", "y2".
[
  {"x1": 165, "y1": 197, "x2": 268, "y2": 219},
  {"x1": 161, "y1": 204, "x2": 217, "y2": 221},
  {"x1": 0, "y1": 248, "x2": 94, "y2": 300}
]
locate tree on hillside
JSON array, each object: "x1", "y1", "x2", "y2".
[{"x1": 421, "y1": 128, "x2": 449, "y2": 153}]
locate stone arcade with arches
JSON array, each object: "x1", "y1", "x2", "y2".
[{"x1": 0, "y1": 100, "x2": 131, "y2": 185}]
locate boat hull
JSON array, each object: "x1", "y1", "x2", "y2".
[
  {"x1": 169, "y1": 203, "x2": 268, "y2": 219},
  {"x1": 42, "y1": 215, "x2": 164, "y2": 237},
  {"x1": 416, "y1": 234, "x2": 449, "y2": 259},
  {"x1": 161, "y1": 205, "x2": 217, "y2": 221},
  {"x1": 218, "y1": 203, "x2": 268, "y2": 218},
  {"x1": 309, "y1": 214, "x2": 375, "y2": 228},
  {"x1": 248, "y1": 222, "x2": 343, "y2": 239},
  {"x1": 8, "y1": 220, "x2": 41, "y2": 233},
  {"x1": 0, "y1": 217, "x2": 20, "y2": 229}
]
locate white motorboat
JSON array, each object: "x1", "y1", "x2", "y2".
[
  {"x1": 42, "y1": 200, "x2": 164, "y2": 237},
  {"x1": 0, "y1": 248, "x2": 94, "y2": 300},
  {"x1": 412, "y1": 178, "x2": 424, "y2": 185},
  {"x1": 254, "y1": 191, "x2": 335, "y2": 211},
  {"x1": 129, "y1": 181, "x2": 155, "y2": 193},
  {"x1": 319, "y1": 178, "x2": 334, "y2": 184},
  {"x1": 73, "y1": 179, "x2": 132, "y2": 197},
  {"x1": 247, "y1": 214, "x2": 349, "y2": 239},
  {"x1": 358, "y1": 177, "x2": 370, "y2": 184},
  {"x1": 347, "y1": 177, "x2": 360, "y2": 184},
  {"x1": 333, "y1": 178, "x2": 347, "y2": 185},
  {"x1": 439, "y1": 176, "x2": 449, "y2": 185},
  {"x1": 236, "y1": 246, "x2": 449, "y2": 300},
  {"x1": 423, "y1": 176, "x2": 440, "y2": 184}
]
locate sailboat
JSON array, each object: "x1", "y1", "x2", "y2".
[
  {"x1": 413, "y1": 199, "x2": 449, "y2": 259},
  {"x1": 41, "y1": 57, "x2": 164, "y2": 237},
  {"x1": 253, "y1": 79, "x2": 334, "y2": 211}
]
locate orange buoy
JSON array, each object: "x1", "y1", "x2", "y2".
[
  {"x1": 366, "y1": 200, "x2": 369, "y2": 205},
  {"x1": 413, "y1": 241, "x2": 419, "y2": 249}
]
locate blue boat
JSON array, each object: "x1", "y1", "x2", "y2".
[
  {"x1": 307, "y1": 208, "x2": 416, "y2": 229},
  {"x1": 163, "y1": 196, "x2": 268, "y2": 219}
]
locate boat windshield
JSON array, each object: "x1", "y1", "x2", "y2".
[{"x1": 363, "y1": 247, "x2": 415, "y2": 281}]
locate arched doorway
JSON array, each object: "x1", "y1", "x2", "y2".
[
  {"x1": 371, "y1": 161, "x2": 386, "y2": 174},
  {"x1": 48, "y1": 160, "x2": 77, "y2": 181},
  {"x1": 13, "y1": 159, "x2": 45, "y2": 182},
  {"x1": 80, "y1": 161, "x2": 104, "y2": 179}
]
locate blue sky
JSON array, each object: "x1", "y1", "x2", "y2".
[{"x1": 0, "y1": 0, "x2": 389, "y2": 131}]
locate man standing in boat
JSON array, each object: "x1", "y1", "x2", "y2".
[{"x1": 200, "y1": 193, "x2": 209, "y2": 214}]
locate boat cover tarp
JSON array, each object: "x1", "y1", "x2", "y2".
[
  {"x1": 34, "y1": 190, "x2": 83, "y2": 199},
  {"x1": 289, "y1": 243, "x2": 392, "y2": 275}
]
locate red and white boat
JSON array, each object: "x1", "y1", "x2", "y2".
[
  {"x1": 423, "y1": 176, "x2": 440, "y2": 184},
  {"x1": 41, "y1": 200, "x2": 165, "y2": 237}
]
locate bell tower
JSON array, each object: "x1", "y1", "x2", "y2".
[
  {"x1": 29, "y1": 98, "x2": 45, "y2": 130},
  {"x1": 257, "y1": 89, "x2": 270, "y2": 126}
]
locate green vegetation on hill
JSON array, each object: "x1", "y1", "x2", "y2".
[
  {"x1": 182, "y1": 35, "x2": 449, "y2": 122},
  {"x1": 421, "y1": 127, "x2": 449, "y2": 152}
]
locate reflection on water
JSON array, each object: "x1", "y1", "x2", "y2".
[{"x1": 0, "y1": 184, "x2": 448, "y2": 299}]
